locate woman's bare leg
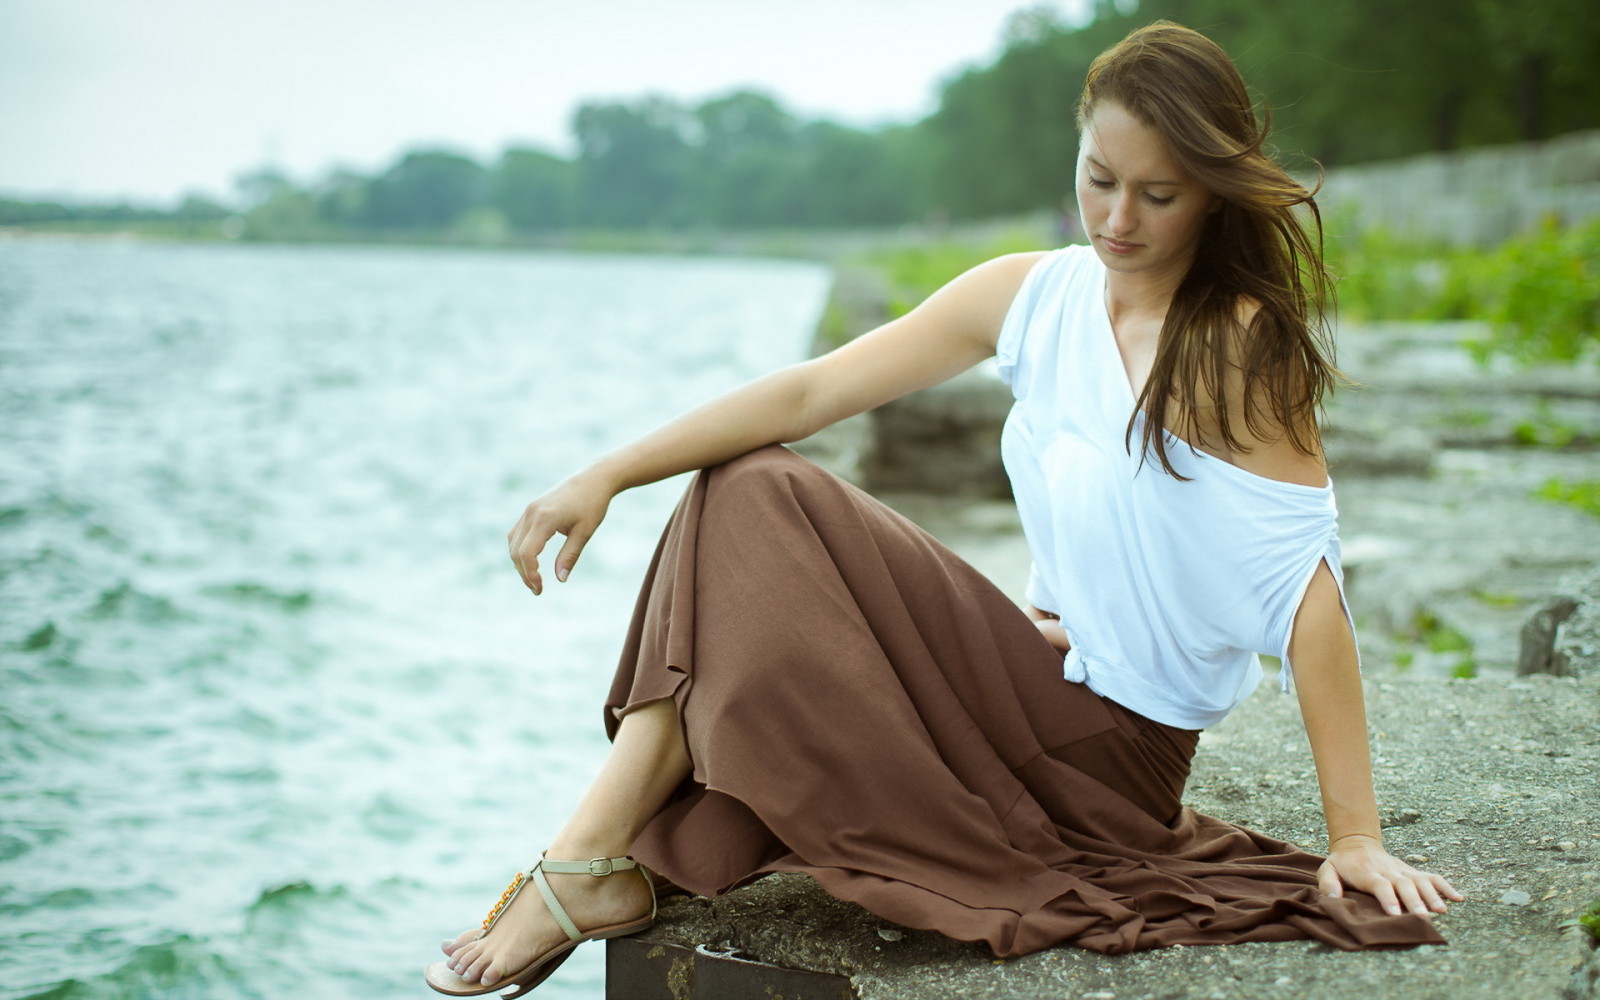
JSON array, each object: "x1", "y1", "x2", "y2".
[{"x1": 438, "y1": 698, "x2": 691, "y2": 987}]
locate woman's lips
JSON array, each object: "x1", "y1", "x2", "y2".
[{"x1": 1101, "y1": 236, "x2": 1141, "y2": 255}]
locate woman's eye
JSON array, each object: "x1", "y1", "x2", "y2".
[
  {"x1": 1147, "y1": 194, "x2": 1175, "y2": 206},
  {"x1": 1087, "y1": 176, "x2": 1114, "y2": 189}
]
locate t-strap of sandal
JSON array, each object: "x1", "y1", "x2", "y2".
[
  {"x1": 530, "y1": 856, "x2": 649, "y2": 941},
  {"x1": 477, "y1": 854, "x2": 656, "y2": 942}
]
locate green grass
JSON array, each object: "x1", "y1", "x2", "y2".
[
  {"x1": 1471, "y1": 589, "x2": 1521, "y2": 608},
  {"x1": 858, "y1": 227, "x2": 1046, "y2": 321}
]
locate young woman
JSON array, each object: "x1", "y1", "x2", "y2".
[{"x1": 426, "y1": 21, "x2": 1462, "y2": 997}]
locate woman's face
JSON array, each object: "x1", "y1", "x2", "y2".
[{"x1": 1076, "y1": 100, "x2": 1217, "y2": 281}]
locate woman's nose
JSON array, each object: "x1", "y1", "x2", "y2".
[{"x1": 1108, "y1": 194, "x2": 1135, "y2": 235}]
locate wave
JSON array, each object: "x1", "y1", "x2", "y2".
[
  {"x1": 87, "y1": 581, "x2": 185, "y2": 623},
  {"x1": 10, "y1": 934, "x2": 245, "y2": 1000},
  {"x1": 197, "y1": 582, "x2": 314, "y2": 612}
]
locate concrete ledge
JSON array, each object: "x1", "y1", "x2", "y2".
[
  {"x1": 607, "y1": 676, "x2": 1600, "y2": 1000},
  {"x1": 607, "y1": 935, "x2": 856, "y2": 1000}
]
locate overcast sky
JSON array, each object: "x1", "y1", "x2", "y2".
[{"x1": 0, "y1": 0, "x2": 1085, "y2": 205}]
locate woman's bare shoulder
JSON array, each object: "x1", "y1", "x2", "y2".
[{"x1": 1218, "y1": 293, "x2": 1330, "y2": 487}]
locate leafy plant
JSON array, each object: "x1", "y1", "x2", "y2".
[
  {"x1": 1466, "y1": 219, "x2": 1600, "y2": 367},
  {"x1": 1512, "y1": 413, "x2": 1579, "y2": 449},
  {"x1": 1561, "y1": 898, "x2": 1600, "y2": 943},
  {"x1": 1535, "y1": 478, "x2": 1600, "y2": 519},
  {"x1": 1395, "y1": 609, "x2": 1477, "y2": 678}
]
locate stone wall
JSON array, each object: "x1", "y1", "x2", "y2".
[{"x1": 1314, "y1": 130, "x2": 1600, "y2": 246}]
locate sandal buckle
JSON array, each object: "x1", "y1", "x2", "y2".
[{"x1": 587, "y1": 857, "x2": 615, "y2": 876}]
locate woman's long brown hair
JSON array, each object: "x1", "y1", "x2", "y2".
[{"x1": 1077, "y1": 21, "x2": 1339, "y2": 479}]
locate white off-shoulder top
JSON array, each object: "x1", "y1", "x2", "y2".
[{"x1": 996, "y1": 245, "x2": 1354, "y2": 730}]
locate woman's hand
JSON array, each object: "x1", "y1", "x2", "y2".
[
  {"x1": 1024, "y1": 604, "x2": 1073, "y2": 653},
  {"x1": 506, "y1": 470, "x2": 616, "y2": 595},
  {"x1": 1317, "y1": 833, "x2": 1464, "y2": 917}
]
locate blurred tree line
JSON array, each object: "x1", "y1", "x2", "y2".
[{"x1": 4, "y1": 0, "x2": 1594, "y2": 236}]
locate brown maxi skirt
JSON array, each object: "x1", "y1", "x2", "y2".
[{"x1": 603, "y1": 445, "x2": 1445, "y2": 958}]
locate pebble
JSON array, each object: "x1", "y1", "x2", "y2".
[
  {"x1": 877, "y1": 928, "x2": 904, "y2": 942},
  {"x1": 1499, "y1": 889, "x2": 1532, "y2": 906},
  {"x1": 1405, "y1": 854, "x2": 1430, "y2": 864},
  {"x1": 1082, "y1": 993, "x2": 1116, "y2": 1000},
  {"x1": 1557, "y1": 841, "x2": 1579, "y2": 852}
]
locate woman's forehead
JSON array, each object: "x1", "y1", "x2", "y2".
[{"x1": 1079, "y1": 102, "x2": 1190, "y2": 181}]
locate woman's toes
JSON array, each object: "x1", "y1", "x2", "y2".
[
  {"x1": 451, "y1": 942, "x2": 481, "y2": 977},
  {"x1": 441, "y1": 928, "x2": 477, "y2": 957},
  {"x1": 462, "y1": 952, "x2": 495, "y2": 985}
]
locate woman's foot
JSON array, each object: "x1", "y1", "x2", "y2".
[{"x1": 436, "y1": 855, "x2": 655, "y2": 988}]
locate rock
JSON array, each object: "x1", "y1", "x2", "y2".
[
  {"x1": 1385, "y1": 808, "x2": 1424, "y2": 827},
  {"x1": 876, "y1": 928, "x2": 903, "y2": 942},
  {"x1": 1519, "y1": 567, "x2": 1600, "y2": 678},
  {"x1": 1563, "y1": 939, "x2": 1600, "y2": 1000},
  {"x1": 793, "y1": 412, "x2": 875, "y2": 485},
  {"x1": 1520, "y1": 596, "x2": 1581, "y2": 676},
  {"x1": 1324, "y1": 424, "x2": 1437, "y2": 477},
  {"x1": 1501, "y1": 889, "x2": 1533, "y2": 906},
  {"x1": 1554, "y1": 567, "x2": 1600, "y2": 677},
  {"x1": 1404, "y1": 854, "x2": 1430, "y2": 864},
  {"x1": 864, "y1": 365, "x2": 1013, "y2": 498}
]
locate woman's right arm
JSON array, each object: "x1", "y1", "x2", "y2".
[{"x1": 508, "y1": 250, "x2": 1047, "y2": 594}]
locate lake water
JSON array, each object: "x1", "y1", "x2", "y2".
[{"x1": 0, "y1": 238, "x2": 830, "y2": 1000}]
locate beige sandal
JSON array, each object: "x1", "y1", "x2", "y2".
[{"x1": 424, "y1": 854, "x2": 658, "y2": 998}]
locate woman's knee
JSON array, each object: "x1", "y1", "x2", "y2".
[{"x1": 706, "y1": 445, "x2": 831, "y2": 502}]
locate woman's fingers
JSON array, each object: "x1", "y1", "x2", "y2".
[
  {"x1": 1435, "y1": 873, "x2": 1465, "y2": 902},
  {"x1": 1393, "y1": 877, "x2": 1429, "y2": 916},
  {"x1": 1371, "y1": 880, "x2": 1403, "y2": 916},
  {"x1": 1316, "y1": 859, "x2": 1343, "y2": 897},
  {"x1": 553, "y1": 522, "x2": 594, "y2": 583},
  {"x1": 506, "y1": 476, "x2": 613, "y2": 594},
  {"x1": 508, "y1": 508, "x2": 559, "y2": 594},
  {"x1": 1416, "y1": 877, "x2": 1449, "y2": 914},
  {"x1": 509, "y1": 509, "x2": 600, "y2": 593},
  {"x1": 1324, "y1": 845, "x2": 1464, "y2": 917},
  {"x1": 1034, "y1": 618, "x2": 1072, "y2": 652}
]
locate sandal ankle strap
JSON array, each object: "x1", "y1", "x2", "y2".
[{"x1": 538, "y1": 856, "x2": 640, "y2": 877}]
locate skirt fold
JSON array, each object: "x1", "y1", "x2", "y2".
[{"x1": 603, "y1": 446, "x2": 1445, "y2": 957}]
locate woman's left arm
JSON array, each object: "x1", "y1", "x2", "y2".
[{"x1": 1290, "y1": 562, "x2": 1465, "y2": 917}]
